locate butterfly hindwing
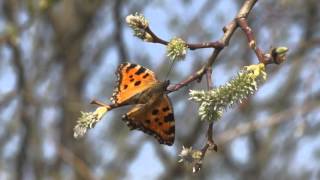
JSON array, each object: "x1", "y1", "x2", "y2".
[
  {"x1": 122, "y1": 95, "x2": 175, "y2": 145},
  {"x1": 112, "y1": 63, "x2": 158, "y2": 104}
]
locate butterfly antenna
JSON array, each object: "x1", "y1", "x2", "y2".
[{"x1": 165, "y1": 61, "x2": 175, "y2": 80}]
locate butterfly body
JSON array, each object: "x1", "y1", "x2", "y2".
[
  {"x1": 132, "y1": 80, "x2": 170, "y2": 104},
  {"x1": 112, "y1": 63, "x2": 175, "y2": 145}
]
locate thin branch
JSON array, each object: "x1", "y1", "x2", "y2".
[
  {"x1": 166, "y1": 0, "x2": 260, "y2": 94},
  {"x1": 207, "y1": 0, "x2": 258, "y2": 67},
  {"x1": 167, "y1": 66, "x2": 206, "y2": 92},
  {"x1": 236, "y1": 17, "x2": 273, "y2": 64},
  {"x1": 200, "y1": 122, "x2": 218, "y2": 157},
  {"x1": 145, "y1": 26, "x2": 225, "y2": 50},
  {"x1": 205, "y1": 66, "x2": 213, "y2": 90},
  {"x1": 193, "y1": 67, "x2": 218, "y2": 172}
]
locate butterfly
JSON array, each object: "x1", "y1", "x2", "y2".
[{"x1": 111, "y1": 63, "x2": 175, "y2": 146}]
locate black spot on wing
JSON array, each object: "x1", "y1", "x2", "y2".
[
  {"x1": 152, "y1": 109, "x2": 159, "y2": 115},
  {"x1": 164, "y1": 113, "x2": 174, "y2": 122},
  {"x1": 135, "y1": 67, "x2": 146, "y2": 75},
  {"x1": 164, "y1": 126, "x2": 175, "y2": 135},
  {"x1": 123, "y1": 84, "x2": 128, "y2": 89},
  {"x1": 162, "y1": 106, "x2": 170, "y2": 112},
  {"x1": 145, "y1": 119, "x2": 151, "y2": 124},
  {"x1": 134, "y1": 80, "x2": 141, "y2": 86},
  {"x1": 143, "y1": 73, "x2": 149, "y2": 79},
  {"x1": 121, "y1": 107, "x2": 174, "y2": 146},
  {"x1": 126, "y1": 64, "x2": 137, "y2": 72}
]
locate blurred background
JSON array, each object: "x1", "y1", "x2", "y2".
[{"x1": 0, "y1": 0, "x2": 319, "y2": 179}]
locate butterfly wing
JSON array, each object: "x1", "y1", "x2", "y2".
[
  {"x1": 122, "y1": 95, "x2": 175, "y2": 145},
  {"x1": 112, "y1": 63, "x2": 158, "y2": 104}
]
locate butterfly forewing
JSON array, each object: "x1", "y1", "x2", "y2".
[
  {"x1": 112, "y1": 63, "x2": 158, "y2": 104},
  {"x1": 122, "y1": 94, "x2": 175, "y2": 145}
]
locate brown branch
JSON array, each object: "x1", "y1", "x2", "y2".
[
  {"x1": 192, "y1": 67, "x2": 219, "y2": 173},
  {"x1": 165, "y1": 0, "x2": 260, "y2": 94},
  {"x1": 169, "y1": 0, "x2": 262, "y2": 173},
  {"x1": 145, "y1": 26, "x2": 169, "y2": 45},
  {"x1": 207, "y1": 0, "x2": 258, "y2": 67},
  {"x1": 90, "y1": 99, "x2": 125, "y2": 110},
  {"x1": 205, "y1": 66, "x2": 213, "y2": 89},
  {"x1": 236, "y1": 17, "x2": 274, "y2": 64},
  {"x1": 237, "y1": 18, "x2": 265, "y2": 62},
  {"x1": 200, "y1": 122, "x2": 217, "y2": 157},
  {"x1": 186, "y1": 68, "x2": 214, "y2": 172},
  {"x1": 145, "y1": 26, "x2": 225, "y2": 50},
  {"x1": 167, "y1": 66, "x2": 206, "y2": 92}
]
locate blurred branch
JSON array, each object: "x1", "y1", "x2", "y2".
[
  {"x1": 113, "y1": 0, "x2": 128, "y2": 62},
  {"x1": 90, "y1": 35, "x2": 114, "y2": 66},
  {"x1": 4, "y1": 17, "x2": 32, "y2": 179},
  {"x1": 217, "y1": 100, "x2": 320, "y2": 145},
  {"x1": 58, "y1": 145, "x2": 94, "y2": 179},
  {"x1": 153, "y1": 141, "x2": 172, "y2": 166},
  {"x1": 103, "y1": 138, "x2": 145, "y2": 179},
  {"x1": 2, "y1": 1, "x2": 40, "y2": 179},
  {"x1": 0, "y1": 91, "x2": 16, "y2": 109}
]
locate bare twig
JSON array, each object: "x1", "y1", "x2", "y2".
[
  {"x1": 145, "y1": 26, "x2": 225, "y2": 50},
  {"x1": 167, "y1": 66, "x2": 206, "y2": 92},
  {"x1": 236, "y1": 17, "x2": 274, "y2": 64}
]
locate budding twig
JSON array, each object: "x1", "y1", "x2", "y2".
[
  {"x1": 236, "y1": 17, "x2": 289, "y2": 65},
  {"x1": 145, "y1": 26, "x2": 225, "y2": 50}
]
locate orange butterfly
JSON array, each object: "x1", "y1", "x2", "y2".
[{"x1": 111, "y1": 63, "x2": 175, "y2": 145}]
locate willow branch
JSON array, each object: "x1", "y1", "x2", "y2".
[
  {"x1": 166, "y1": 0, "x2": 260, "y2": 94},
  {"x1": 236, "y1": 17, "x2": 274, "y2": 64},
  {"x1": 145, "y1": 26, "x2": 224, "y2": 50},
  {"x1": 167, "y1": 66, "x2": 206, "y2": 92}
]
